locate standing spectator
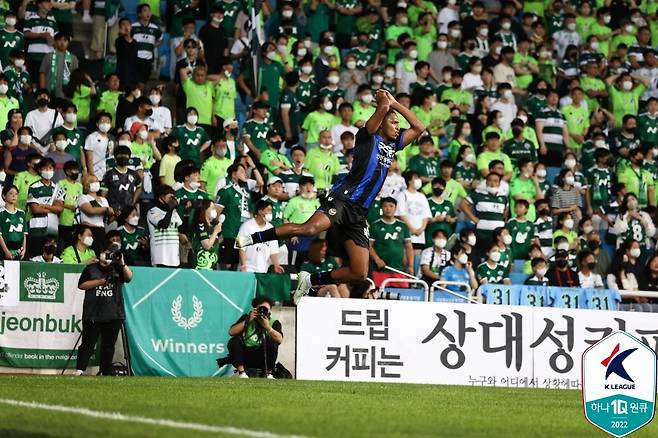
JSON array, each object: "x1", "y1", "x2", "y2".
[
  {"x1": 101, "y1": 145, "x2": 142, "y2": 220},
  {"x1": 217, "y1": 163, "x2": 254, "y2": 269},
  {"x1": 60, "y1": 225, "x2": 97, "y2": 264},
  {"x1": 24, "y1": 0, "x2": 58, "y2": 82},
  {"x1": 238, "y1": 42, "x2": 285, "y2": 109},
  {"x1": 84, "y1": 112, "x2": 113, "y2": 180},
  {"x1": 26, "y1": 157, "x2": 64, "y2": 257},
  {"x1": 305, "y1": 130, "x2": 340, "y2": 191},
  {"x1": 551, "y1": 168, "x2": 582, "y2": 222},
  {"x1": 117, "y1": 207, "x2": 149, "y2": 266},
  {"x1": 11, "y1": 151, "x2": 41, "y2": 211},
  {"x1": 0, "y1": 74, "x2": 18, "y2": 129},
  {"x1": 283, "y1": 175, "x2": 319, "y2": 267},
  {"x1": 462, "y1": 171, "x2": 508, "y2": 245},
  {"x1": 190, "y1": 199, "x2": 222, "y2": 270},
  {"x1": 0, "y1": 185, "x2": 27, "y2": 260},
  {"x1": 147, "y1": 185, "x2": 183, "y2": 267},
  {"x1": 242, "y1": 101, "x2": 271, "y2": 159},
  {"x1": 424, "y1": 177, "x2": 456, "y2": 244},
  {"x1": 617, "y1": 148, "x2": 655, "y2": 209},
  {"x1": 148, "y1": 87, "x2": 172, "y2": 134},
  {"x1": 506, "y1": 199, "x2": 536, "y2": 260},
  {"x1": 180, "y1": 65, "x2": 215, "y2": 129},
  {"x1": 158, "y1": 136, "x2": 181, "y2": 188},
  {"x1": 115, "y1": 18, "x2": 138, "y2": 89},
  {"x1": 237, "y1": 200, "x2": 285, "y2": 273},
  {"x1": 24, "y1": 89, "x2": 63, "y2": 146},
  {"x1": 369, "y1": 196, "x2": 414, "y2": 278},
  {"x1": 132, "y1": 4, "x2": 163, "y2": 84},
  {"x1": 57, "y1": 160, "x2": 82, "y2": 250},
  {"x1": 89, "y1": 0, "x2": 120, "y2": 58},
  {"x1": 536, "y1": 90, "x2": 569, "y2": 166},
  {"x1": 534, "y1": 198, "x2": 555, "y2": 257},
  {"x1": 276, "y1": 71, "x2": 302, "y2": 146},
  {"x1": 170, "y1": 107, "x2": 211, "y2": 168},
  {"x1": 0, "y1": 12, "x2": 24, "y2": 69},
  {"x1": 78, "y1": 174, "x2": 112, "y2": 253},
  {"x1": 5, "y1": 50, "x2": 31, "y2": 106},
  {"x1": 175, "y1": 164, "x2": 211, "y2": 264},
  {"x1": 96, "y1": 74, "x2": 122, "y2": 126},
  {"x1": 57, "y1": 102, "x2": 85, "y2": 171},
  {"x1": 419, "y1": 229, "x2": 452, "y2": 284},
  {"x1": 199, "y1": 6, "x2": 228, "y2": 75},
  {"x1": 39, "y1": 32, "x2": 78, "y2": 99},
  {"x1": 396, "y1": 171, "x2": 432, "y2": 252},
  {"x1": 212, "y1": 59, "x2": 237, "y2": 130},
  {"x1": 199, "y1": 138, "x2": 230, "y2": 198}
]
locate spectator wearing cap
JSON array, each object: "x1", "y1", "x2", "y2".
[
  {"x1": 222, "y1": 118, "x2": 240, "y2": 160},
  {"x1": 159, "y1": 136, "x2": 182, "y2": 188},
  {"x1": 547, "y1": 249, "x2": 580, "y2": 287},
  {"x1": 131, "y1": 4, "x2": 163, "y2": 84},
  {"x1": 170, "y1": 107, "x2": 211, "y2": 168},
  {"x1": 24, "y1": 89, "x2": 63, "y2": 148},
  {"x1": 199, "y1": 6, "x2": 228, "y2": 75},
  {"x1": 260, "y1": 130, "x2": 292, "y2": 178},
  {"x1": 305, "y1": 130, "x2": 340, "y2": 191},
  {"x1": 0, "y1": 73, "x2": 18, "y2": 129},
  {"x1": 242, "y1": 101, "x2": 271, "y2": 159},
  {"x1": 84, "y1": 112, "x2": 113, "y2": 180},
  {"x1": 148, "y1": 87, "x2": 172, "y2": 134},
  {"x1": 147, "y1": 185, "x2": 183, "y2": 268},
  {"x1": 238, "y1": 200, "x2": 285, "y2": 273},
  {"x1": 212, "y1": 59, "x2": 237, "y2": 132},
  {"x1": 0, "y1": 12, "x2": 24, "y2": 69},
  {"x1": 130, "y1": 121, "x2": 161, "y2": 174},
  {"x1": 284, "y1": 175, "x2": 319, "y2": 267},
  {"x1": 101, "y1": 145, "x2": 142, "y2": 221},
  {"x1": 175, "y1": 163, "x2": 211, "y2": 266},
  {"x1": 24, "y1": 0, "x2": 58, "y2": 82},
  {"x1": 262, "y1": 175, "x2": 288, "y2": 265},
  {"x1": 124, "y1": 96, "x2": 163, "y2": 133},
  {"x1": 38, "y1": 31, "x2": 78, "y2": 100}
]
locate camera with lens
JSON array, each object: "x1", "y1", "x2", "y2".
[
  {"x1": 377, "y1": 291, "x2": 400, "y2": 300},
  {"x1": 257, "y1": 305, "x2": 270, "y2": 318}
]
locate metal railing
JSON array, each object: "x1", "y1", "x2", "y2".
[{"x1": 431, "y1": 281, "x2": 481, "y2": 304}]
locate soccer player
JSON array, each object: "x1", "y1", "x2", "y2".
[{"x1": 236, "y1": 90, "x2": 426, "y2": 302}]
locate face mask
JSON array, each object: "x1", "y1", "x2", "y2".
[
  {"x1": 594, "y1": 139, "x2": 606, "y2": 149},
  {"x1": 556, "y1": 259, "x2": 568, "y2": 269},
  {"x1": 413, "y1": 179, "x2": 422, "y2": 190},
  {"x1": 438, "y1": 41, "x2": 448, "y2": 49},
  {"x1": 319, "y1": 143, "x2": 333, "y2": 150},
  {"x1": 622, "y1": 81, "x2": 633, "y2": 91},
  {"x1": 0, "y1": 83, "x2": 7, "y2": 95},
  {"x1": 89, "y1": 181, "x2": 100, "y2": 192},
  {"x1": 566, "y1": 22, "x2": 576, "y2": 31},
  {"x1": 145, "y1": 109, "x2": 153, "y2": 117},
  {"x1": 480, "y1": 28, "x2": 489, "y2": 37},
  {"x1": 486, "y1": 186, "x2": 498, "y2": 195},
  {"x1": 432, "y1": 187, "x2": 443, "y2": 196},
  {"x1": 132, "y1": 89, "x2": 141, "y2": 99},
  {"x1": 501, "y1": 22, "x2": 511, "y2": 30},
  {"x1": 322, "y1": 100, "x2": 333, "y2": 111},
  {"x1": 564, "y1": 175, "x2": 575, "y2": 186},
  {"x1": 588, "y1": 240, "x2": 600, "y2": 250},
  {"x1": 282, "y1": 9, "x2": 293, "y2": 18},
  {"x1": 630, "y1": 248, "x2": 641, "y2": 258},
  {"x1": 270, "y1": 141, "x2": 282, "y2": 150},
  {"x1": 138, "y1": 130, "x2": 149, "y2": 141},
  {"x1": 399, "y1": 16, "x2": 408, "y2": 25},
  {"x1": 149, "y1": 94, "x2": 161, "y2": 105},
  {"x1": 537, "y1": 267, "x2": 548, "y2": 277},
  {"x1": 409, "y1": 49, "x2": 418, "y2": 59},
  {"x1": 587, "y1": 262, "x2": 597, "y2": 270},
  {"x1": 6, "y1": 17, "x2": 16, "y2": 26},
  {"x1": 37, "y1": 98, "x2": 49, "y2": 107},
  {"x1": 624, "y1": 24, "x2": 634, "y2": 33},
  {"x1": 297, "y1": 48, "x2": 307, "y2": 58},
  {"x1": 346, "y1": 60, "x2": 357, "y2": 69},
  {"x1": 328, "y1": 75, "x2": 339, "y2": 85},
  {"x1": 118, "y1": 140, "x2": 131, "y2": 147},
  {"x1": 128, "y1": 216, "x2": 140, "y2": 226},
  {"x1": 385, "y1": 69, "x2": 395, "y2": 79},
  {"x1": 564, "y1": 159, "x2": 576, "y2": 169},
  {"x1": 212, "y1": 16, "x2": 223, "y2": 24},
  {"x1": 490, "y1": 251, "x2": 501, "y2": 262},
  {"x1": 361, "y1": 94, "x2": 373, "y2": 104},
  {"x1": 590, "y1": 41, "x2": 599, "y2": 50},
  {"x1": 277, "y1": 44, "x2": 288, "y2": 54},
  {"x1": 301, "y1": 192, "x2": 315, "y2": 199},
  {"x1": 64, "y1": 112, "x2": 76, "y2": 123},
  {"x1": 372, "y1": 75, "x2": 383, "y2": 84},
  {"x1": 564, "y1": 218, "x2": 574, "y2": 229},
  {"x1": 323, "y1": 46, "x2": 334, "y2": 56},
  {"x1": 503, "y1": 234, "x2": 513, "y2": 246},
  {"x1": 40, "y1": 169, "x2": 54, "y2": 180},
  {"x1": 116, "y1": 156, "x2": 130, "y2": 167},
  {"x1": 99, "y1": 122, "x2": 111, "y2": 133},
  {"x1": 264, "y1": 213, "x2": 273, "y2": 222},
  {"x1": 434, "y1": 238, "x2": 447, "y2": 249},
  {"x1": 464, "y1": 153, "x2": 476, "y2": 163},
  {"x1": 503, "y1": 89, "x2": 513, "y2": 100},
  {"x1": 443, "y1": 74, "x2": 452, "y2": 82},
  {"x1": 68, "y1": 171, "x2": 79, "y2": 180},
  {"x1": 467, "y1": 235, "x2": 476, "y2": 246},
  {"x1": 456, "y1": 253, "x2": 468, "y2": 264},
  {"x1": 216, "y1": 148, "x2": 227, "y2": 157},
  {"x1": 450, "y1": 29, "x2": 461, "y2": 39},
  {"x1": 301, "y1": 65, "x2": 313, "y2": 75},
  {"x1": 55, "y1": 140, "x2": 68, "y2": 151},
  {"x1": 187, "y1": 114, "x2": 198, "y2": 125},
  {"x1": 82, "y1": 236, "x2": 94, "y2": 247},
  {"x1": 189, "y1": 180, "x2": 201, "y2": 190},
  {"x1": 14, "y1": 58, "x2": 24, "y2": 68},
  {"x1": 20, "y1": 134, "x2": 31, "y2": 144},
  {"x1": 265, "y1": 50, "x2": 277, "y2": 61},
  {"x1": 603, "y1": 16, "x2": 611, "y2": 24}
]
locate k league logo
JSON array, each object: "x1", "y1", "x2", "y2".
[{"x1": 582, "y1": 331, "x2": 657, "y2": 437}]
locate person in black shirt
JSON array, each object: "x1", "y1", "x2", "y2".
[
  {"x1": 75, "y1": 241, "x2": 133, "y2": 375},
  {"x1": 547, "y1": 249, "x2": 580, "y2": 287},
  {"x1": 101, "y1": 145, "x2": 142, "y2": 219},
  {"x1": 115, "y1": 18, "x2": 139, "y2": 89},
  {"x1": 199, "y1": 6, "x2": 227, "y2": 75}
]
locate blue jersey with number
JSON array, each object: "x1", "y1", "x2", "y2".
[
  {"x1": 519, "y1": 285, "x2": 549, "y2": 307},
  {"x1": 481, "y1": 284, "x2": 520, "y2": 305},
  {"x1": 583, "y1": 288, "x2": 621, "y2": 310},
  {"x1": 548, "y1": 287, "x2": 586, "y2": 308}
]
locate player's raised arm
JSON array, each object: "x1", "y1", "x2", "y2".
[
  {"x1": 366, "y1": 90, "x2": 392, "y2": 135},
  {"x1": 388, "y1": 92, "x2": 426, "y2": 147}
]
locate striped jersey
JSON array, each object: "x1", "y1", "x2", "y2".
[
  {"x1": 331, "y1": 127, "x2": 406, "y2": 210},
  {"x1": 536, "y1": 107, "x2": 566, "y2": 152},
  {"x1": 534, "y1": 215, "x2": 554, "y2": 254},
  {"x1": 26, "y1": 180, "x2": 64, "y2": 236},
  {"x1": 24, "y1": 12, "x2": 57, "y2": 60},
  {"x1": 467, "y1": 189, "x2": 507, "y2": 233},
  {"x1": 147, "y1": 205, "x2": 183, "y2": 267},
  {"x1": 131, "y1": 20, "x2": 162, "y2": 61}
]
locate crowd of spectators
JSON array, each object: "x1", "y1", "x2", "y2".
[{"x1": 1, "y1": 0, "x2": 658, "y2": 309}]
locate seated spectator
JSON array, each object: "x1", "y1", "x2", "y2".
[
  {"x1": 305, "y1": 130, "x2": 340, "y2": 191},
  {"x1": 147, "y1": 185, "x2": 183, "y2": 268},
  {"x1": 0, "y1": 74, "x2": 19, "y2": 129},
  {"x1": 0, "y1": 185, "x2": 27, "y2": 260},
  {"x1": 148, "y1": 87, "x2": 172, "y2": 134},
  {"x1": 522, "y1": 244, "x2": 546, "y2": 275},
  {"x1": 419, "y1": 229, "x2": 451, "y2": 284},
  {"x1": 101, "y1": 145, "x2": 142, "y2": 220},
  {"x1": 27, "y1": 158, "x2": 64, "y2": 257},
  {"x1": 506, "y1": 199, "x2": 536, "y2": 260},
  {"x1": 613, "y1": 193, "x2": 655, "y2": 256},
  {"x1": 117, "y1": 207, "x2": 149, "y2": 266},
  {"x1": 476, "y1": 242, "x2": 511, "y2": 286},
  {"x1": 78, "y1": 174, "x2": 112, "y2": 253},
  {"x1": 636, "y1": 253, "x2": 658, "y2": 311},
  {"x1": 300, "y1": 239, "x2": 349, "y2": 298},
  {"x1": 534, "y1": 198, "x2": 554, "y2": 256},
  {"x1": 190, "y1": 199, "x2": 223, "y2": 270},
  {"x1": 525, "y1": 257, "x2": 550, "y2": 286},
  {"x1": 30, "y1": 235, "x2": 61, "y2": 263},
  {"x1": 554, "y1": 212, "x2": 579, "y2": 252},
  {"x1": 551, "y1": 168, "x2": 582, "y2": 222},
  {"x1": 476, "y1": 131, "x2": 513, "y2": 180},
  {"x1": 199, "y1": 138, "x2": 231, "y2": 198},
  {"x1": 585, "y1": 231, "x2": 611, "y2": 278},
  {"x1": 283, "y1": 176, "x2": 320, "y2": 268},
  {"x1": 124, "y1": 96, "x2": 163, "y2": 134},
  {"x1": 61, "y1": 225, "x2": 97, "y2": 264},
  {"x1": 578, "y1": 250, "x2": 605, "y2": 288},
  {"x1": 238, "y1": 200, "x2": 284, "y2": 273},
  {"x1": 171, "y1": 107, "x2": 211, "y2": 168},
  {"x1": 547, "y1": 249, "x2": 580, "y2": 287},
  {"x1": 64, "y1": 69, "x2": 96, "y2": 125},
  {"x1": 440, "y1": 245, "x2": 479, "y2": 294}
]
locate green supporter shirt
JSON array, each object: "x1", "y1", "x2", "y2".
[
  {"x1": 296, "y1": 78, "x2": 317, "y2": 114},
  {"x1": 0, "y1": 94, "x2": 18, "y2": 128},
  {"x1": 171, "y1": 124, "x2": 210, "y2": 167},
  {"x1": 509, "y1": 177, "x2": 538, "y2": 221},
  {"x1": 191, "y1": 221, "x2": 220, "y2": 270},
  {"x1": 260, "y1": 148, "x2": 292, "y2": 177},
  {"x1": 443, "y1": 178, "x2": 467, "y2": 206},
  {"x1": 0, "y1": 29, "x2": 24, "y2": 68},
  {"x1": 617, "y1": 165, "x2": 654, "y2": 208},
  {"x1": 506, "y1": 218, "x2": 536, "y2": 260},
  {"x1": 58, "y1": 178, "x2": 83, "y2": 226},
  {"x1": 609, "y1": 83, "x2": 645, "y2": 128},
  {"x1": 440, "y1": 87, "x2": 473, "y2": 107},
  {"x1": 61, "y1": 245, "x2": 96, "y2": 264},
  {"x1": 213, "y1": 0, "x2": 243, "y2": 35},
  {"x1": 476, "y1": 150, "x2": 513, "y2": 174},
  {"x1": 408, "y1": 154, "x2": 439, "y2": 180},
  {"x1": 175, "y1": 186, "x2": 210, "y2": 228},
  {"x1": 305, "y1": 148, "x2": 340, "y2": 190},
  {"x1": 512, "y1": 53, "x2": 538, "y2": 89},
  {"x1": 130, "y1": 141, "x2": 155, "y2": 170},
  {"x1": 200, "y1": 156, "x2": 231, "y2": 198},
  {"x1": 213, "y1": 77, "x2": 237, "y2": 120},
  {"x1": 349, "y1": 47, "x2": 376, "y2": 70},
  {"x1": 561, "y1": 104, "x2": 590, "y2": 149},
  {"x1": 72, "y1": 84, "x2": 92, "y2": 123},
  {"x1": 300, "y1": 256, "x2": 340, "y2": 274},
  {"x1": 502, "y1": 138, "x2": 537, "y2": 168},
  {"x1": 182, "y1": 79, "x2": 214, "y2": 125},
  {"x1": 96, "y1": 90, "x2": 122, "y2": 123},
  {"x1": 243, "y1": 118, "x2": 270, "y2": 152},
  {"x1": 587, "y1": 22, "x2": 613, "y2": 57},
  {"x1": 369, "y1": 218, "x2": 410, "y2": 271},
  {"x1": 276, "y1": 87, "x2": 302, "y2": 137},
  {"x1": 476, "y1": 261, "x2": 508, "y2": 285},
  {"x1": 14, "y1": 171, "x2": 41, "y2": 211},
  {"x1": 334, "y1": 0, "x2": 360, "y2": 34},
  {"x1": 0, "y1": 208, "x2": 26, "y2": 250},
  {"x1": 118, "y1": 225, "x2": 148, "y2": 266},
  {"x1": 638, "y1": 112, "x2": 658, "y2": 146},
  {"x1": 351, "y1": 101, "x2": 376, "y2": 126},
  {"x1": 301, "y1": 110, "x2": 336, "y2": 144},
  {"x1": 217, "y1": 182, "x2": 253, "y2": 239},
  {"x1": 57, "y1": 126, "x2": 84, "y2": 166},
  {"x1": 284, "y1": 195, "x2": 320, "y2": 224},
  {"x1": 385, "y1": 24, "x2": 413, "y2": 61},
  {"x1": 526, "y1": 95, "x2": 547, "y2": 121},
  {"x1": 454, "y1": 162, "x2": 478, "y2": 186},
  {"x1": 588, "y1": 166, "x2": 612, "y2": 210},
  {"x1": 4, "y1": 66, "x2": 30, "y2": 104},
  {"x1": 425, "y1": 197, "x2": 455, "y2": 244},
  {"x1": 580, "y1": 75, "x2": 606, "y2": 113},
  {"x1": 246, "y1": 60, "x2": 285, "y2": 109}
]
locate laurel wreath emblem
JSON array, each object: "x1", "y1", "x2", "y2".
[{"x1": 171, "y1": 295, "x2": 203, "y2": 330}]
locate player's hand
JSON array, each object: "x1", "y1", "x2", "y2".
[
  {"x1": 382, "y1": 89, "x2": 397, "y2": 106},
  {"x1": 375, "y1": 89, "x2": 390, "y2": 108}
]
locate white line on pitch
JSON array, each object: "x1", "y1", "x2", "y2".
[{"x1": 0, "y1": 398, "x2": 312, "y2": 438}]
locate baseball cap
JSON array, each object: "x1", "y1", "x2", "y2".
[
  {"x1": 130, "y1": 122, "x2": 147, "y2": 138},
  {"x1": 267, "y1": 176, "x2": 283, "y2": 186},
  {"x1": 223, "y1": 118, "x2": 237, "y2": 129}
]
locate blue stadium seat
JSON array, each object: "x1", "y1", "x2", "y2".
[
  {"x1": 509, "y1": 272, "x2": 527, "y2": 285},
  {"x1": 546, "y1": 166, "x2": 561, "y2": 185},
  {"x1": 512, "y1": 259, "x2": 525, "y2": 273}
]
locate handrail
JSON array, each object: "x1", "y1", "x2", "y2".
[
  {"x1": 431, "y1": 281, "x2": 481, "y2": 304},
  {"x1": 619, "y1": 289, "x2": 658, "y2": 299},
  {"x1": 380, "y1": 278, "x2": 429, "y2": 301}
]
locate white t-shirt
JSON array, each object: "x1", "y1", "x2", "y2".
[
  {"x1": 25, "y1": 108, "x2": 63, "y2": 143},
  {"x1": 395, "y1": 59, "x2": 417, "y2": 94},
  {"x1": 77, "y1": 194, "x2": 109, "y2": 227},
  {"x1": 578, "y1": 271, "x2": 604, "y2": 289},
  {"x1": 395, "y1": 189, "x2": 432, "y2": 245},
  {"x1": 490, "y1": 99, "x2": 518, "y2": 132},
  {"x1": 420, "y1": 247, "x2": 451, "y2": 272},
  {"x1": 462, "y1": 72, "x2": 484, "y2": 91},
  {"x1": 123, "y1": 115, "x2": 164, "y2": 133},
  {"x1": 437, "y1": 7, "x2": 459, "y2": 33},
  {"x1": 147, "y1": 205, "x2": 183, "y2": 267},
  {"x1": 379, "y1": 173, "x2": 406, "y2": 199},
  {"x1": 152, "y1": 106, "x2": 172, "y2": 132},
  {"x1": 237, "y1": 218, "x2": 279, "y2": 273},
  {"x1": 330, "y1": 123, "x2": 358, "y2": 153},
  {"x1": 84, "y1": 131, "x2": 112, "y2": 180}
]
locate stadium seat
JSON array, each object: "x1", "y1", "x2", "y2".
[
  {"x1": 512, "y1": 259, "x2": 525, "y2": 273},
  {"x1": 509, "y1": 272, "x2": 527, "y2": 285},
  {"x1": 546, "y1": 167, "x2": 561, "y2": 185}
]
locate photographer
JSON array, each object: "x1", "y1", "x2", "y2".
[
  {"x1": 226, "y1": 297, "x2": 283, "y2": 379},
  {"x1": 75, "y1": 242, "x2": 133, "y2": 376}
]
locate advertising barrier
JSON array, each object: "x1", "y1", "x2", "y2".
[
  {"x1": 480, "y1": 284, "x2": 621, "y2": 309},
  {"x1": 124, "y1": 267, "x2": 255, "y2": 377},
  {"x1": 296, "y1": 297, "x2": 658, "y2": 389},
  {"x1": 0, "y1": 261, "x2": 89, "y2": 368}
]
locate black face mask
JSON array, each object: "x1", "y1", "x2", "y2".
[
  {"x1": 116, "y1": 156, "x2": 130, "y2": 166},
  {"x1": 512, "y1": 127, "x2": 523, "y2": 138},
  {"x1": 539, "y1": 208, "x2": 550, "y2": 216},
  {"x1": 587, "y1": 262, "x2": 596, "y2": 270},
  {"x1": 270, "y1": 141, "x2": 282, "y2": 150},
  {"x1": 37, "y1": 98, "x2": 49, "y2": 107},
  {"x1": 433, "y1": 187, "x2": 444, "y2": 196},
  {"x1": 536, "y1": 88, "x2": 547, "y2": 96},
  {"x1": 359, "y1": 39, "x2": 368, "y2": 46},
  {"x1": 626, "y1": 127, "x2": 637, "y2": 135},
  {"x1": 145, "y1": 109, "x2": 153, "y2": 117},
  {"x1": 44, "y1": 244, "x2": 56, "y2": 255},
  {"x1": 556, "y1": 259, "x2": 568, "y2": 269},
  {"x1": 230, "y1": 127, "x2": 238, "y2": 136},
  {"x1": 68, "y1": 171, "x2": 79, "y2": 180},
  {"x1": 588, "y1": 240, "x2": 600, "y2": 250},
  {"x1": 452, "y1": 82, "x2": 461, "y2": 89}
]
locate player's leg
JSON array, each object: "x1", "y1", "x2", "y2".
[{"x1": 236, "y1": 211, "x2": 331, "y2": 248}]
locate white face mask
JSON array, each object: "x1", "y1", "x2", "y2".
[
  {"x1": 266, "y1": 51, "x2": 277, "y2": 61},
  {"x1": 297, "y1": 48, "x2": 307, "y2": 57},
  {"x1": 465, "y1": 153, "x2": 476, "y2": 163},
  {"x1": 518, "y1": 114, "x2": 528, "y2": 123},
  {"x1": 594, "y1": 139, "x2": 607, "y2": 149},
  {"x1": 127, "y1": 216, "x2": 140, "y2": 226},
  {"x1": 149, "y1": 94, "x2": 161, "y2": 105},
  {"x1": 557, "y1": 242, "x2": 570, "y2": 251},
  {"x1": 450, "y1": 29, "x2": 461, "y2": 38},
  {"x1": 40, "y1": 170, "x2": 54, "y2": 180},
  {"x1": 630, "y1": 248, "x2": 641, "y2": 258},
  {"x1": 503, "y1": 89, "x2": 513, "y2": 100},
  {"x1": 282, "y1": 9, "x2": 293, "y2": 18},
  {"x1": 480, "y1": 28, "x2": 489, "y2": 37},
  {"x1": 490, "y1": 251, "x2": 501, "y2": 262},
  {"x1": 99, "y1": 122, "x2": 111, "y2": 133},
  {"x1": 118, "y1": 140, "x2": 131, "y2": 147},
  {"x1": 590, "y1": 41, "x2": 599, "y2": 50},
  {"x1": 20, "y1": 134, "x2": 31, "y2": 145},
  {"x1": 434, "y1": 238, "x2": 447, "y2": 248},
  {"x1": 264, "y1": 213, "x2": 273, "y2": 222},
  {"x1": 537, "y1": 267, "x2": 548, "y2": 277},
  {"x1": 65, "y1": 112, "x2": 77, "y2": 123},
  {"x1": 582, "y1": 225, "x2": 593, "y2": 235},
  {"x1": 564, "y1": 159, "x2": 576, "y2": 169},
  {"x1": 564, "y1": 175, "x2": 575, "y2": 186},
  {"x1": 323, "y1": 100, "x2": 333, "y2": 111},
  {"x1": 89, "y1": 181, "x2": 100, "y2": 193},
  {"x1": 323, "y1": 46, "x2": 334, "y2": 56},
  {"x1": 399, "y1": 16, "x2": 408, "y2": 25},
  {"x1": 501, "y1": 22, "x2": 511, "y2": 30},
  {"x1": 138, "y1": 130, "x2": 149, "y2": 141},
  {"x1": 462, "y1": 128, "x2": 472, "y2": 137},
  {"x1": 346, "y1": 60, "x2": 357, "y2": 69},
  {"x1": 564, "y1": 218, "x2": 574, "y2": 229},
  {"x1": 0, "y1": 84, "x2": 8, "y2": 94},
  {"x1": 319, "y1": 142, "x2": 333, "y2": 150},
  {"x1": 301, "y1": 65, "x2": 313, "y2": 75},
  {"x1": 503, "y1": 234, "x2": 512, "y2": 246},
  {"x1": 457, "y1": 253, "x2": 468, "y2": 264},
  {"x1": 82, "y1": 236, "x2": 94, "y2": 247},
  {"x1": 187, "y1": 114, "x2": 198, "y2": 125},
  {"x1": 361, "y1": 94, "x2": 373, "y2": 104},
  {"x1": 208, "y1": 209, "x2": 218, "y2": 220},
  {"x1": 55, "y1": 140, "x2": 68, "y2": 151},
  {"x1": 277, "y1": 44, "x2": 288, "y2": 54},
  {"x1": 467, "y1": 235, "x2": 476, "y2": 246},
  {"x1": 603, "y1": 15, "x2": 611, "y2": 24},
  {"x1": 14, "y1": 58, "x2": 24, "y2": 68},
  {"x1": 189, "y1": 180, "x2": 201, "y2": 190},
  {"x1": 413, "y1": 179, "x2": 422, "y2": 190},
  {"x1": 385, "y1": 69, "x2": 395, "y2": 79},
  {"x1": 438, "y1": 41, "x2": 448, "y2": 49},
  {"x1": 535, "y1": 168, "x2": 546, "y2": 178},
  {"x1": 372, "y1": 75, "x2": 383, "y2": 84},
  {"x1": 327, "y1": 75, "x2": 339, "y2": 85},
  {"x1": 486, "y1": 186, "x2": 498, "y2": 195},
  {"x1": 303, "y1": 39, "x2": 312, "y2": 49},
  {"x1": 133, "y1": 89, "x2": 141, "y2": 99},
  {"x1": 409, "y1": 49, "x2": 418, "y2": 59},
  {"x1": 5, "y1": 17, "x2": 16, "y2": 26},
  {"x1": 622, "y1": 81, "x2": 633, "y2": 91}
]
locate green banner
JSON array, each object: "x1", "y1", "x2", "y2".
[
  {"x1": 124, "y1": 268, "x2": 256, "y2": 377},
  {"x1": 255, "y1": 273, "x2": 291, "y2": 303}
]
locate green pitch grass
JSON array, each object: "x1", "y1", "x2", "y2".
[{"x1": 0, "y1": 376, "x2": 656, "y2": 438}]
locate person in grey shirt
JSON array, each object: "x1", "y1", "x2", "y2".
[
  {"x1": 427, "y1": 34, "x2": 458, "y2": 84},
  {"x1": 39, "y1": 32, "x2": 79, "y2": 99}
]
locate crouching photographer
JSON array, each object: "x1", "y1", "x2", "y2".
[
  {"x1": 75, "y1": 242, "x2": 133, "y2": 375},
  {"x1": 224, "y1": 297, "x2": 283, "y2": 378}
]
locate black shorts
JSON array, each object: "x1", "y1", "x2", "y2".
[
  {"x1": 320, "y1": 196, "x2": 369, "y2": 260},
  {"x1": 218, "y1": 238, "x2": 239, "y2": 266}
]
